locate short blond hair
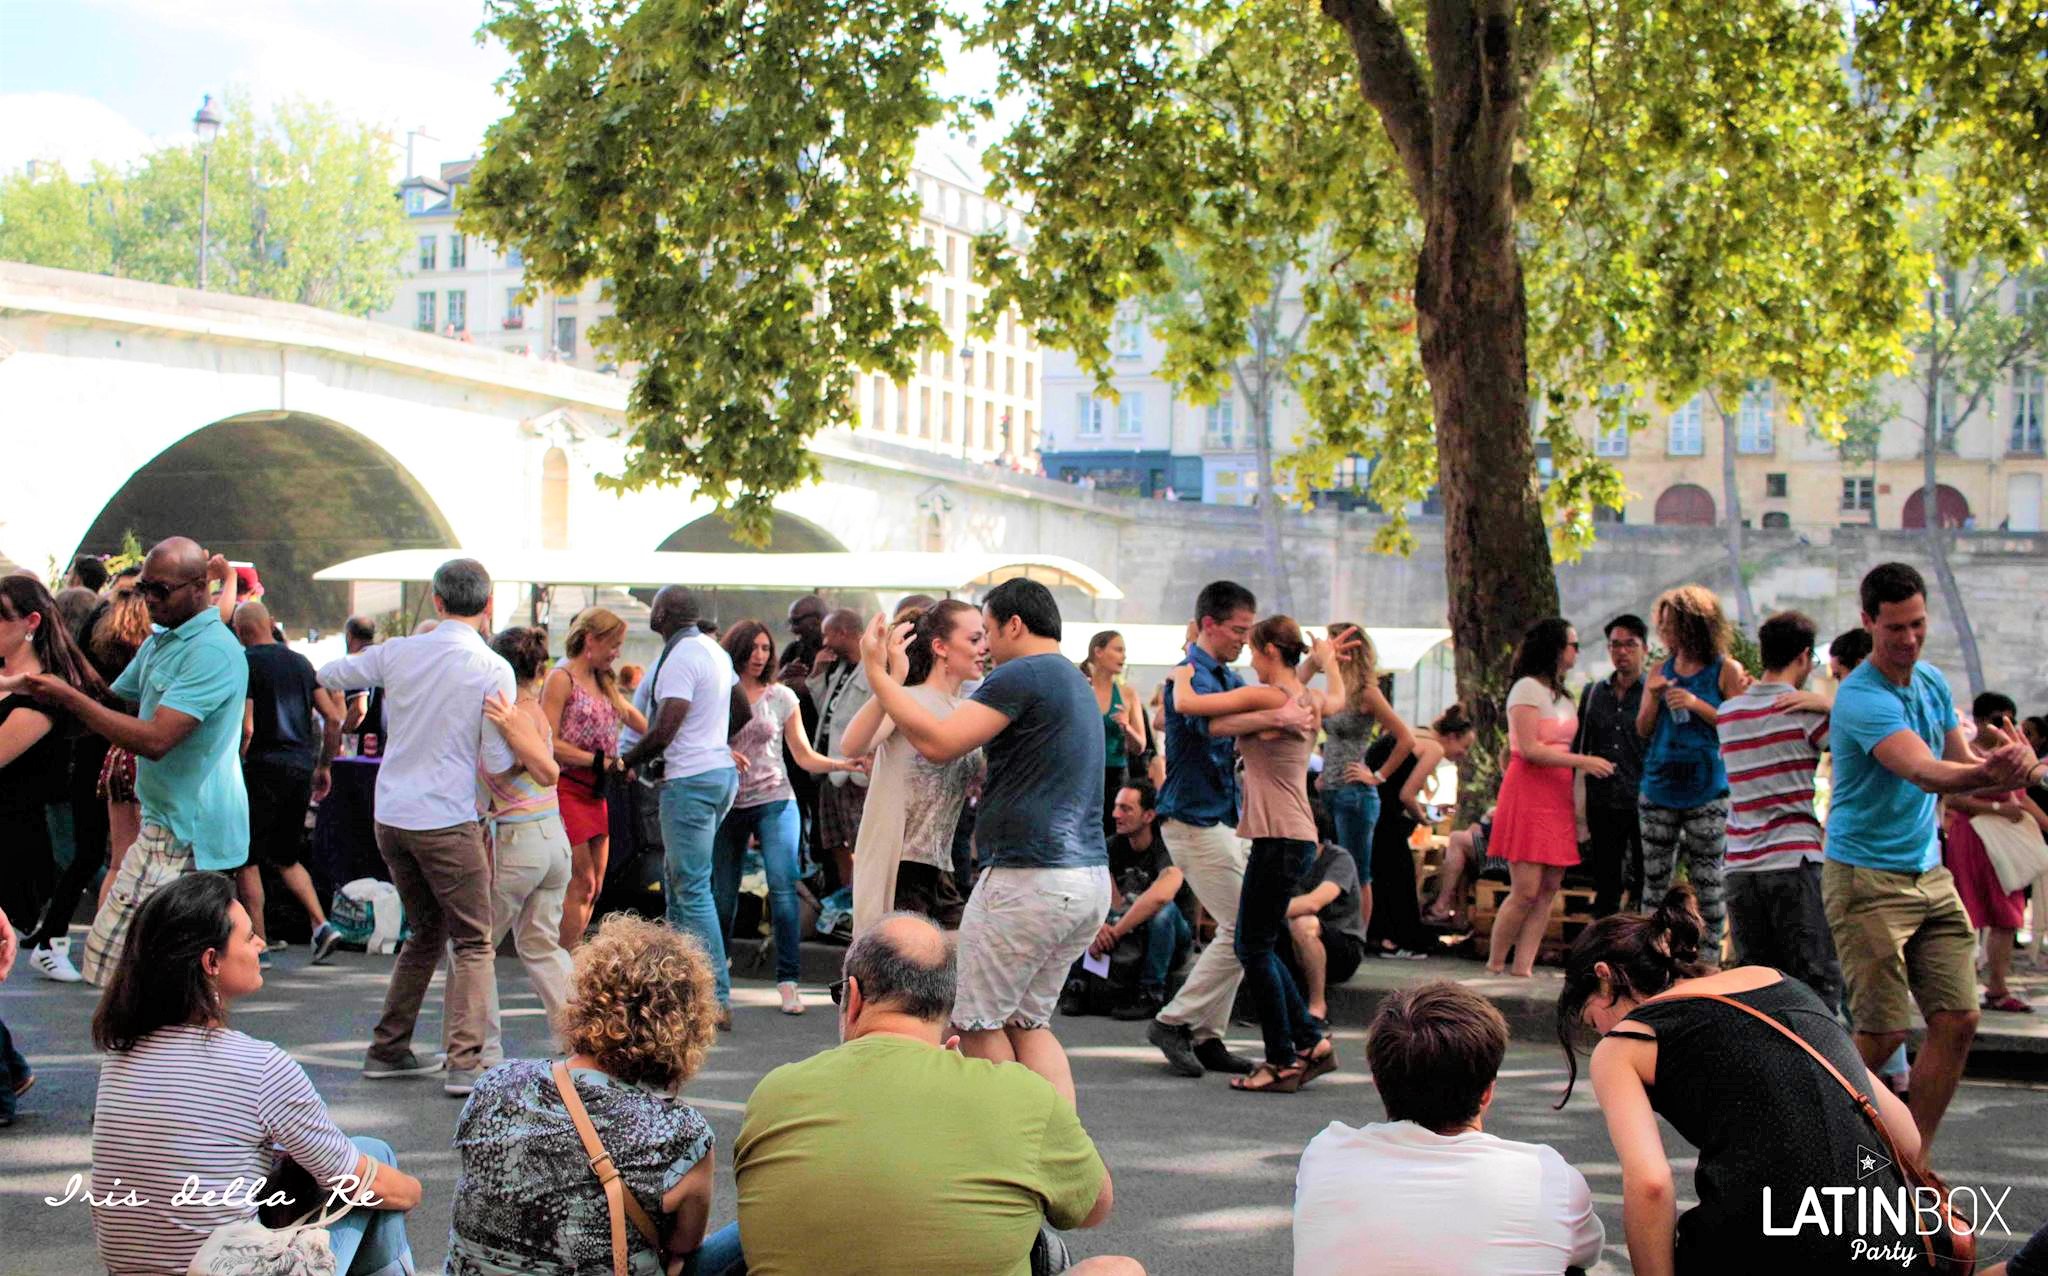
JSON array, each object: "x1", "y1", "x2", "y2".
[{"x1": 556, "y1": 913, "x2": 717, "y2": 1089}]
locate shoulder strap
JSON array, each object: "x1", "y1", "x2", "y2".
[
  {"x1": 1649, "y1": 991, "x2": 1910, "y2": 1165},
  {"x1": 553, "y1": 1061, "x2": 665, "y2": 1276}
]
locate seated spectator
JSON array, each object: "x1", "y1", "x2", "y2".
[
  {"x1": 1422, "y1": 813, "x2": 1493, "y2": 928},
  {"x1": 1295, "y1": 981, "x2": 1602, "y2": 1276},
  {"x1": 1283, "y1": 842, "x2": 1369, "y2": 1023},
  {"x1": 89, "y1": 873, "x2": 420, "y2": 1276},
  {"x1": 1062, "y1": 780, "x2": 1191, "y2": 1021},
  {"x1": 446, "y1": 912, "x2": 733, "y2": 1276},
  {"x1": 729, "y1": 913, "x2": 1142, "y2": 1276}
]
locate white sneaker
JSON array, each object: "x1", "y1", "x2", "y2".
[{"x1": 29, "y1": 944, "x2": 83, "y2": 983}]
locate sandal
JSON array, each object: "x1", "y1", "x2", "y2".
[
  {"x1": 1983, "y1": 991, "x2": 2035, "y2": 1014},
  {"x1": 1230, "y1": 1061, "x2": 1306, "y2": 1094},
  {"x1": 1297, "y1": 1038, "x2": 1338, "y2": 1086}
]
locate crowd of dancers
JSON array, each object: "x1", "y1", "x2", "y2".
[{"x1": 5, "y1": 540, "x2": 2048, "y2": 1273}]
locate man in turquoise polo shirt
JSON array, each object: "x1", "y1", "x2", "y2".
[
  {"x1": 1823, "y1": 561, "x2": 2043, "y2": 1150},
  {"x1": 13, "y1": 538, "x2": 249, "y2": 984}
]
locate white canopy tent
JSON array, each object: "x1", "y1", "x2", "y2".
[
  {"x1": 313, "y1": 547, "x2": 1124, "y2": 600},
  {"x1": 1060, "y1": 622, "x2": 1451, "y2": 673}
]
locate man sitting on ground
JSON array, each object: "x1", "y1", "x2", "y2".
[
  {"x1": 1294, "y1": 981, "x2": 1603, "y2": 1276},
  {"x1": 1283, "y1": 842, "x2": 1369, "y2": 1024},
  {"x1": 1064, "y1": 781, "x2": 1192, "y2": 1022},
  {"x1": 731, "y1": 913, "x2": 1141, "y2": 1276}
]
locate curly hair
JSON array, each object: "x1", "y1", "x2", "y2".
[
  {"x1": 92, "y1": 592, "x2": 152, "y2": 672},
  {"x1": 556, "y1": 913, "x2": 718, "y2": 1090},
  {"x1": 1652, "y1": 585, "x2": 1731, "y2": 667}
]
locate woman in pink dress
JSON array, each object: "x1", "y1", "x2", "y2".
[
  {"x1": 543, "y1": 607, "x2": 647, "y2": 949},
  {"x1": 1486, "y1": 618, "x2": 1616, "y2": 977},
  {"x1": 1943, "y1": 693, "x2": 2048, "y2": 1013}
]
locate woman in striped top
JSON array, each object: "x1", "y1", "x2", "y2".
[
  {"x1": 466, "y1": 626, "x2": 573, "y2": 1081},
  {"x1": 90, "y1": 872, "x2": 421, "y2": 1275}
]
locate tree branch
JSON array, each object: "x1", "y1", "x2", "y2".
[{"x1": 1321, "y1": 0, "x2": 1434, "y2": 206}]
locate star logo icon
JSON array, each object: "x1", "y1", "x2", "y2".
[{"x1": 1856, "y1": 1144, "x2": 1892, "y2": 1182}]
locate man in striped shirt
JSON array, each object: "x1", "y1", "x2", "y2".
[{"x1": 1715, "y1": 610, "x2": 1842, "y2": 1008}]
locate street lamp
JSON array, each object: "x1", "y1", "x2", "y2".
[{"x1": 192, "y1": 95, "x2": 222, "y2": 290}]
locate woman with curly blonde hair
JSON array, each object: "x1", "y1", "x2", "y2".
[
  {"x1": 1634, "y1": 584, "x2": 1748, "y2": 961},
  {"x1": 446, "y1": 913, "x2": 737, "y2": 1276}
]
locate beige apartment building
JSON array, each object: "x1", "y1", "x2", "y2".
[
  {"x1": 844, "y1": 157, "x2": 1043, "y2": 466},
  {"x1": 1587, "y1": 355, "x2": 2046, "y2": 532},
  {"x1": 375, "y1": 155, "x2": 1044, "y2": 466}
]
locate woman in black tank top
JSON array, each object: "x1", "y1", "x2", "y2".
[{"x1": 1556, "y1": 887, "x2": 1930, "y2": 1273}]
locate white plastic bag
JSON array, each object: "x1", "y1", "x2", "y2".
[{"x1": 337, "y1": 878, "x2": 407, "y2": 955}]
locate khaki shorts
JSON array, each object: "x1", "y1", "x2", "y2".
[
  {"x1": 1821, "y1": 860, "x2": 1978, "y2": 1034},
  {"x1": 953, "y1": 865, "x2": 1111, "y2": 1032}
]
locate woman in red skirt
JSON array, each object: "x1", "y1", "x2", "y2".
[
  {"x1": 1944, "y1": 692, "x2": 2048, "y2": 1012},
  {"x1": 543, "y1": 607, "x2": 647, "y2": 949},
  {"x1": 1486, "y1": 618, "x2": 1616, "y2": 976}
]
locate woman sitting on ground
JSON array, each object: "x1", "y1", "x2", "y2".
[
  {"x1": 89, "y1": 873, "x2": 420, "y2": 1276},
  {"x1": 1559, "y1": 886, "x2": 1927, "y2": 1273},
  {"x1": 446, "y1": 912, "x2": 736, "y2": 1276}
]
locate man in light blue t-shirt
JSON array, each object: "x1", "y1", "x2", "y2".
[{"x1": 1822, "y1": 562, "x2": 2043, "y2": 1151}]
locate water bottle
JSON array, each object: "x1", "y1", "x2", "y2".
[{"x1": 1671, "y1": 705, "x2": 1691, "y2": 724}]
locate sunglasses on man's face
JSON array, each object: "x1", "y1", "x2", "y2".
[{"x1": 136, "y1": 573, "x2": 203, "y2": 601}]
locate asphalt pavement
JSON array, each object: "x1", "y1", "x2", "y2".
[{"x1": 8, "y1": 938, "x2": 2048, "y2": 1274}]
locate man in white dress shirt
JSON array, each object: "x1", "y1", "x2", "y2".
[
  {"x1": 1294, "y1": 981, "x2": 1604, "y2": 1275},
  {"x1": 318, "y1": 558, "x2": 516, "y2": 1094}
]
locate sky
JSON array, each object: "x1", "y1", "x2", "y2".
[{"x1": 0, "y1": 0, "x2": 1005, "y2": 182}]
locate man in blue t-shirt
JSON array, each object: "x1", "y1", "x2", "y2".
[
  {"x1": 861, "y1": 578, "x2": 1110, "y2": 1104},
  {"x1": 1823, "y1": 562, "x2": 2043, "y2": 1150}
]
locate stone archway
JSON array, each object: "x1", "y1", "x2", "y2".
[
  {"x1": 653, "y1": 510, "x2": 866, "y2": 634},
  {"x1": 77, "y1": 411, "x2": 456, "y2": 628},
  {"x1": 1899, "y1": 483, "x2": 1971, "y2": 530}
]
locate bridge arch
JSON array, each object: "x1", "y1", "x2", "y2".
[
  {"x1": 77, "y1": 411, "x2": 457, "y2": 628},
  {"x1": 651, "y1": 510, "x2": 859, "y2": 631}
]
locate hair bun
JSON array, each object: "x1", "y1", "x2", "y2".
[{"x1": 1651, "y1": 885, "x2": 1704, "y2": 964}]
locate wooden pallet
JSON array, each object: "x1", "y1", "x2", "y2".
[{"x1": 1467, "y1": 879, "x2": 1601, "y2": 958}]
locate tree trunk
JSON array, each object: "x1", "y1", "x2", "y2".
[
  {"x1": 1249, "y1": 361, "x2": 1294, "y2": 616},
  {"x1": 1714, "y1": 394, "x2": 1756, "y2": 630},
  {"x1": 1415, "y1": 187, "x2": 1558, "y2": 787},
  {"x1": 1919, "y1": 378, "x2": 1985, "y2": 695}
]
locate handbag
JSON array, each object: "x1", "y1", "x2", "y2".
[
  {"x1": 1969, "y1": 812, "x2": 2048, "y2": 895},
  {"x1": 553, "y1": 1060, "x2": 668, "y2": 1276},
  {"x1": 186, "y1": 1185, "x2": 359, "y2": 1276},
  {"x1": 1661, "y1": 992, "x2": 1975, "y2": 1274}
]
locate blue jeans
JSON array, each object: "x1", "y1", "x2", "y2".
[
  {"x1": 692, "y1": 1221, "x2": 746, "y2": 1275},
  {"x1": 714, "y1": 798, "x2": 803, "y2": 983},
  {"x1": 328, "y1": 1136, "x2": 414, "y2": 1276},
  {"x1": 1235, "y1": 837, "x2": 1322, "y2": 1067},
  {"x1": 662, "y1": 768, "x2": 741, "y2": 1006},
  {"x1": 1138, "y1": 901, "x2": 1193, "y2": 995},
  {"x1": 1327, "y1": 783, "x2": 1381, "y2": 886}
]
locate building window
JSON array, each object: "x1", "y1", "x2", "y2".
[
  {"x1": 1841, "y1": 476, "x2": 1875, "y2": 512},
  {"x1": 1761, "y1": 511, "x2": 1792, "y2": 529},
  {"x1": 1024, "y1": 362, "x2": 1035, "y2": 400},
  {"x1": 504, "y1": 288, "x2": 525, "y2": 330},
  {"x1": 1935, "y1": 378, "x2": 1961, "y2": 447},
  {"x1": 505, "y1": 247, "x2": 523, "y2": 268},
  {"x1": 2013, "y1": 366, "x2": 2045, "y2": 454},
  {"x1": 1593, "y1": 421, "x2": 1628, "y2": 457},
  {"x1": 555, "y1": 316, "x2": 576, "y2": 357},
  {"x1": 1117, "y1": 393, "x2": 1144, "y2": 437},
  {"x1": 1114, "y1": 316, "x2": 1142, "y2": 360},
  {"x1": 446, "y1": 290, "x2": 466, "y2": 331},
  {"x1": 1023, "y1": 408, "x2": 1034, "y2": 448},
  {"x1": 449, "y1": 235, "x2": 466, "y2": 270},
  {"x1": 417, "y1": 235, "x2": 436, "y2": 271},
  {"x1": 961, "y1": 348, "x2": 974, "y2": 387},
  {"x1": 984, "y1": 401, "x2": 996, "y2": 450},
  {"x1": 943, "y1": 393, "x2": 955, "y2": 442},
  {"x1": 415, "y1": 291, "x2": 436, "y2": 332},
  {"x1": 1005, "y1": 356, "x2": 1015, "y2": 395},
  {"x1": 1765, "y1": 472, "x2": 1788, "y2": 498},
  {"x1": 1738, "y1": 381, "x2": 1775, "y2": 453},
  {"x1": 1667, "y1": 395, "x2": 1704, "y2": 456},
  {"x1": 1075, "y1": 393, "x2": 1106, "y2": 437},
  {"x1": 2018, "y1": 271, "x2": 2045, "y2": 318},
  {"x1": 871, "y1": 378, "x2": 887, "y2": 431},
  {"x1": 944, "y1": 288, "x2": 956, "y2": 329},
  {"x1": 919, "y1": 386, "x2": 932, "y2": 437},
  {"x1": 404, "y1": 188, "x2": 426, "y2": 214},
  {"x1": 1205, "y1": 399, "x2": 1236, "y2": 449}
]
